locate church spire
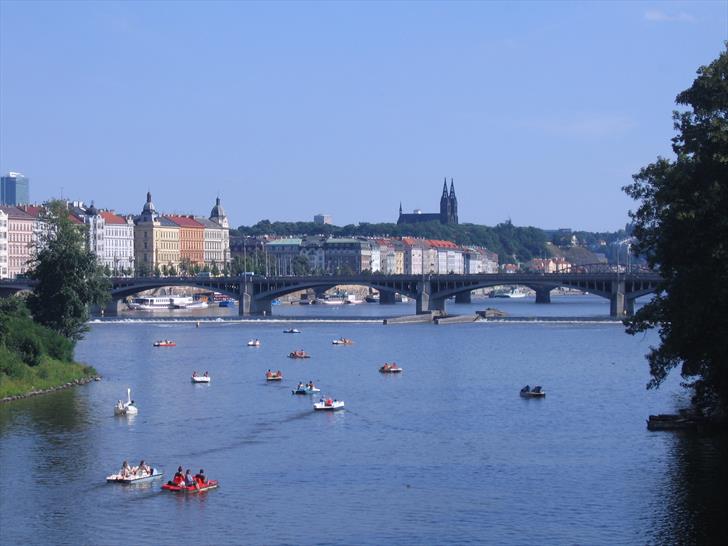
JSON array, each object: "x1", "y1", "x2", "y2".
[
  {"x1": 449, "y1": 178, "x2": 455, "y2": 197},
  {"x1": 399, "y1": 202, "x2": 402, "y2": 215},
  {"x1": 442, "y1": 177, "x2": 448, "y2": 197}
]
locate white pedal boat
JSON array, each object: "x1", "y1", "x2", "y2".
[
  {"x1": 107, "y1": 469, "x2": 163, "y2": 484},
  {"x1": 292, "y1": 385, "x2": 321, "y2": 395},
  {"x1": 314, "y1": 398, "x2": 345, "y2": 411},
  {"x1": 114, "y1": 388, "x2": 138, "y2": 416},
  {"x1": 191, "y1": 374, "x2": 211, "y2": 383},
  {"x1": 247, "y1": 339, "x2": 261, "y2": 347}
]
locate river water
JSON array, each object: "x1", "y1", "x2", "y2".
[{"x1": 1, "y1": 296, "x2": 726, "y2": 545}]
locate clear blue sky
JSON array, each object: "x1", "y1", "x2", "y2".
[{"x1": 1, "y1": 1, "x2": 726, "y2": 231}]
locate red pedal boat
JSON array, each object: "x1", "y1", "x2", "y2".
[
  {"x1": 162, "y1": 479, "x2": 219, "y2": 493},
  {"x1": 153, "y1": 340, "x2": 176, "y2": 347}
]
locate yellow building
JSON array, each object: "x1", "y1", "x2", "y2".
[{"x1": 133, "y1": 192, "x2": 180, "y2": 274}]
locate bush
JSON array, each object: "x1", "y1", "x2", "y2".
[{"x1": 7, "y1": 329, "x2": 43, "y2": 366}]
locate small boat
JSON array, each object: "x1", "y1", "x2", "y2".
[
  {"x1": 379, "y1": 363, "x2": 403, "y2": 373},
  {"x1": 283, "y1": 328, "x2": 301, "y2": 334},
  {"x1": 288, "y1": 350, "x2": 311, "y2": 359},
  {"x1": 520, "y1": 385, "x2": 545, "y2": 398},
  {"x1": 266, "y1": 371, "x2": 283, "y2": 381},
  {"x1": 218, "y1": 299, "x2": 236, "y2": 308},
  {"x1": 162, "y1": 480, "x2": 219, "y2": 493},
  {"x1": 107, "y1": 469, "x2": 163, "y2": 484},
  {"x1": 153, "y1": 340, "x2": 176, "y2": 347},
  {"x1": 313, "y1": 398, "x2": 345, "y2": 411},
  {"x1": 191, "y1": 372, "x2": 211, "y2": 383},
  {"x1": 292, "y1": 384, "x2": 320, "y2": 395},
  {"x1": 247, "y1": 339, "x2": 261, "y2": 347},
  {"x1": 332, "y1": 338, "x2": 354, "y2": 345},
  {"x1": 114, "y1": 388, "x2": 138, "y2": 416}
]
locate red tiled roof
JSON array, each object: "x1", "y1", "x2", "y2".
[
  {"x1": 0, "y1": 205, "x2": 34, "y2": 220},
  {"x1": 427, "y1": 239, "x2": 459, "y2": 249},
  {"x1": 165, "y1": 215, "x2": 204, "y2": 228},
  {"x1": 67, "y1": 213, "x2": 83, "y2": 224},
  {"x1": 17, "y1": 205, "x2": 44, "y2": 218},
  {"x1": 100, "y1": 211, "x2": 128, "y2": 224}
]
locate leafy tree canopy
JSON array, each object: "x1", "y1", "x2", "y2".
[
  {"x1": 624, "y1": 45, "x2": 728, "y2": 415},
  {"x1": 27, "y1": 200, "x2": 110, "y2": 342}
]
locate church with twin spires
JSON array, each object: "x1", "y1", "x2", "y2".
[{"x1": 397, "y1": 178, "x2": 459, "y2": 225}]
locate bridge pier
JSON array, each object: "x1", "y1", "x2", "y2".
[
  {"x1": 93, "y1": 298, "x2": 123, "y2": 317},
  {"x1": 379, "y1": 291, "x2": 397, "y2": 304},
  {"x1": 416, "y1": 281, "x2": 430, "y2": 314},
  {"x1": 534, "y1": 287, "x2": 552, "y2": 304},
  {"x1": 625, "y1": 297, "x2": 636, "y2": 317},
  {"x1": 454, "y1": 291, "x2": 471, "y2": 304},
  {"x1": 610, "y1": 281, "x2": 626, "y2": 317}
]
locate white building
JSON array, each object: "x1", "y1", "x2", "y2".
[
  {"x1": 0, "y1": 209, "x2": 8, "y2": 278},
  {"x1": 100, "y1": 211, "x2": 135, "y2": 274}
]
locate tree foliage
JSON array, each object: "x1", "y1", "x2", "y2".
[
  {"x1": 623, "y1": 46, "x2": 728, "y2": 415},
  {"x1": 26, "y1": 201, "x2": 110, "y2": 342}
]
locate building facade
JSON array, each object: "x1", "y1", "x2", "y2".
[
  {"x1": 167, "y1": 215, "x2": 204, "y2": 268},
  {"x1": 0, "y1": 209, "x2": 8, "y2": 278},
  {"x1": 1, "y1": 172, "x2": 30, "y2": 206},
  {"x1": 100, "y1": 211, "x2": 135, "y2": 274},
  {"x1": 0, "y1": 206, "x2": 35, "y2": 277},
  {"x1": 133, "y1": 192, "x2": 180, "y2": 274}
]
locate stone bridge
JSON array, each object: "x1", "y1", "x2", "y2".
[{"x1": 0, "y1": 265, "x2": 661, "y2": 317}]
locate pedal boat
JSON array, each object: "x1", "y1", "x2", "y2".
[
  {"x1": 379, "y1": 363, "x2": 403, "y2": 373},
  {"x1": 162, "y1": 480, "x2": 219, "y2": 493},
  {"x1": 520, "y1": 386, "x2": 546, "y2": 398},
  {"x1": 332, "y1": 338, "x2": 354, "y2": 345},
  {"x1": 266, "y1": 371, "x2": 283, "y2": 381},
  {"x1": 314, "y1": 398, "x2": 345, "y2": 411},
  {"x1": 247, "y1": 339, "x2": 261, "y2": 347},
  {"x1": 191, "y1": 374, "x2": 211, "y2": 383},
  {"x1": 283, "y1": 328, "x2": 301, "y2": 334},
  {"x1": 292, "y1": 385, "x2": 320, "y2": 395},
  {"x1": 107, "y1": 469, "x2": 163, "y2": 484},
  {"x1": 114, "y1": 388, "x2": 139, "y2": 416},
  {"x1": 288, "y1": 351, "x2": 311, "y2": 359},
  {"x1": 153, "y1": 340, "x2": 176, "y2": 347}
]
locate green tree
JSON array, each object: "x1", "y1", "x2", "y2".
[
  {"x1": 623, "y1": 46, "x2": 728, "y2": 416},
  {"x1": 211, "y1": 262, "x2": 221, "y2": 276},
  {"x1": 292, "y1": 255, "x2": 311, "y2": 276},
  {"x1": 27, "y1": 201, "x2": 110, "y2": 341}
]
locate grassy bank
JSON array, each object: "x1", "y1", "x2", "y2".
[{"x1": 0, "y1": 346, "x2": 97, "y2": 399}]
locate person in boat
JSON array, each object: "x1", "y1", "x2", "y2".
[
  {"x1": 120, "y1": 460, "x2": 131, "y2": 478},
  {"x1": 204, "y1": 371, "x2": 209, "y2": 377},
  {"x1": 521, "y1": 385, "x2": 530, "y2": 393},
  {"x1": 192, "y1": 371, "x2": 197, "y2": 377},
  {"x1": 168, "y1": 466, "x2": 185, "y2": 486},
  {"x1": 194, "y1": 468, "x2": 206, "y2": 486},
  {"x1": 184, "y1": 469, "x2": 195, "y2": 487},
  {"x1": 137, "y1": 460, "x2": 151, "y2": 476},
  {"x1": 308, "y1": 380, "x2": 315, "y2": 389}
]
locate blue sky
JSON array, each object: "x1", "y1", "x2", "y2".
[{"x1": 1, "y1": 1, "x2": 725, "y2": 231}]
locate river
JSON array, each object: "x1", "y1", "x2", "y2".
[{"x1": 1, "y1": 297, "x2": 726, "y2": 545}]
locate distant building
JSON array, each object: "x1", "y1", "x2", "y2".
[
  {"x1": 314, "y1": 214, "x2": 332, "y2": 225},
  {"x1": 397, "y1": 178, "x2": 458, "y2": 225},
  {"x1": 0, "y1": 209, "x2": 8, "y2": 278},
  {"x1": 133, "y1": 192, "x2": 181, "y2": 273},
  {"x1": 167, "y1": 215, "x2": 205, "y2": 268},
  {"x1": 100, "y1": 210, "x2": 135, "y2": 274},
  {"x1": 1, "y1": 172, "x2": 30, "y2": 205},
  {"x1": 0, "y1": 205, "x2": 34, "y2": 277}
]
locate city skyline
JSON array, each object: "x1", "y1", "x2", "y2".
[{"x1": 1, "y1": 1, "x2": 726, "y2": 231}]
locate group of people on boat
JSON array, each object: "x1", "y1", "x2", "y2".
[
  {"x1": 266, "y1": 369, "x2": 283, "y2": 378},
  {"x1": 319, "y1": 397, "x2": 337, "y2": 407},
  {"x1": 168, "y1": 465, "x2": 208, "y2": 488},
  {"x1": 192, "y1": 371, "x2": 209, "y2": 378},
  {"x1": 296, "y1": 381, "x2": 316, "y2": 390},
  {"x1": 119, "y1": 460, "x2": 152, "y2": 478},
  {"x1": 289, "y1": 350, "x2": 309, "y2": 358},
  {"x1": 380, "y1": 362, "x2": 402, "y2": 372}
]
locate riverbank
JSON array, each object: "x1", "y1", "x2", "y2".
[{"x1": 0, "y1": 356, "x2": 99, "y2": 402}]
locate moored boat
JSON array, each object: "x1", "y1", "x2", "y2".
[
  {"x1": 153, "y1": 340, "x2": 176, "y2": 347},
  {"x1": 313, "y1": 398, "x2": 345, "y2": 411},
  {"x1": 520, "y1": 385, "x2": 545, "y2": 398},
  {"x1": 162, "y1": 480, "x2": 219, "y2": 493},
  {"x1": 379, "y1": 363, "x2": 403, "y2": 373}
]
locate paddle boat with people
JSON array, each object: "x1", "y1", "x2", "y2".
[
  {"x1": 332, "y1": 337, "x2": 354, "y2": 345},
  {"x1": 283, "y1": 328, "x2": 301, "y2": 334},
  {"x1": 162, "y1": 466, "x2": 218, "y2": 493},
  {"x1": 265, "y1": 370, "x2": 283, "y2": 381},
  {"x1": 379, "y1": 363, "x2": 403, "y2": 373},
  {"x1": 520, "y1": 385, "x2": 546, "y2": 398},
  {"x1": 153, "y1": 340, "x2": 176, "y2": 347},
  {"x1": 247, "y1": 339, "x2": 261, "y2": 347},
  {"x1": 191, "y1": 371, "x2": 211, "y2": 383},
  {"x1": 114, "y1": 388, "x2": 138, "y2": 416},
  {"x1": 288, "y1": 350, "x2": 311, "y2": 359},
  {"x1": 292, "y1": 382, "x2": 320, "y2": 395},
  {"x1": 314, "y1": 397, "x2": 345, "y2": 411},
  {"x1": 107, "y1": 460, "x2": 162, "y2": 484}
]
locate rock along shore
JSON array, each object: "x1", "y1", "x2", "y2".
[{"x1": 0, "y1": 376, "x2": 101, "y2": 404}]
